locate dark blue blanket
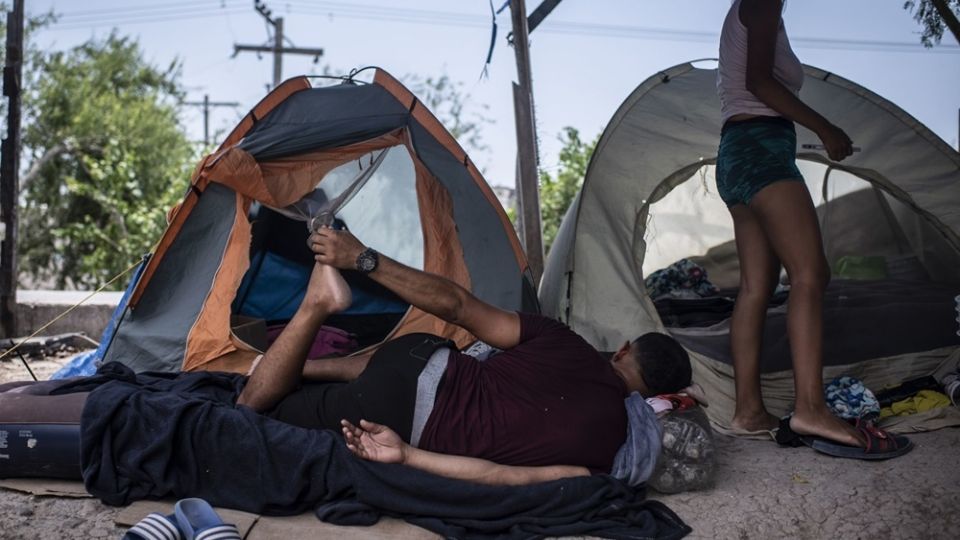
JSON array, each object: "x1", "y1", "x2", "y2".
[{"x1": 62, "y1": 363, "x2": 690, "y2": 539}]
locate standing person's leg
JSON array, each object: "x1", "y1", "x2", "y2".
[
  {"x1": 748, "y1": 181, "x2": 862, "y2": 446},
  {"x1": 728, "y1": 204, "x2": 782, "y2": 432}
]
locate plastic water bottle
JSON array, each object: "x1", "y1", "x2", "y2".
[{"x1": 649, "y1": 407, "x2": 716, "y2": 493}]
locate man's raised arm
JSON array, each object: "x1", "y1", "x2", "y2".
[{"x1": 309, "y1": 227, "x2": 520, "y2": 350}]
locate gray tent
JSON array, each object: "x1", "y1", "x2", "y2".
[{"x1": 540, "y1": 61, "x2": 960, "y2": 430}]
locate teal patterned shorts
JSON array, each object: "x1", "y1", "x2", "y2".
[{"x1": 715, "y1": 116, "x2": 804, "y2": 207}]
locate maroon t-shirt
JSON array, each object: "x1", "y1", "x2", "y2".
[{"x1": 418, "y1": 313, "x2": 628, "y2": 473}]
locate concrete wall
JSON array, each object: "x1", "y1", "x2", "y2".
[{"x1": 9, "y1": 290, "x2": 123, "y2": 341}]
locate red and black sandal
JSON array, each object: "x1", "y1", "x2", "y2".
[{"x1": 776, "y1": 415, "x2": 914, "y2": 461}]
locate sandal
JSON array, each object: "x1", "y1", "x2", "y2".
[
  {"x1": 775, "y1": 415, "x2": 914, "y2": 461},
  {"x1": 123, "y1": 512, "x2": 183, "y2": 540},
  {"x1": 173, "y1": 498, "x2": 242, "y2": 540}
]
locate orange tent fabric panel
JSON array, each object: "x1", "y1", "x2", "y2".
[
  {"x1": 182, "y1": 192, "x2": 253, "y2": 371},
  {"x1": 212, "y1": 131, "x2": 406, "y2": 208}
]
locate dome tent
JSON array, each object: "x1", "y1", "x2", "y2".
[
  {"x1": 102, "y1": 69, "x2": 537, "y2": 374},
  {"x1": 540, "y1": 61, "x2": 960, "y2": 430}
]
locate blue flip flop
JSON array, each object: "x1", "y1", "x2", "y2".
[
  {"x1": 173, "y1": 498, "x2": 242, "y2": 540},
  {"x1": 123, "y1": 512, "x2": 183, "y2": 540}
]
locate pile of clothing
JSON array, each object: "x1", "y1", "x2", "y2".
[
  {"x1": 644, "y1": 259, "x2": 718, "y2": 300},
  {"x1": 824, "y1": 374, "x2": 959, "y2": 422}
]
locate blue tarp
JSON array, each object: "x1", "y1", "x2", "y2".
[{"x1": 51, "y1": 258, "x2": 148, "y2": 379}]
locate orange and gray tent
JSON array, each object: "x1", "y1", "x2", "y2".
[{"x1": 102, "y1": 69, "x2": 537, "y2": 374}]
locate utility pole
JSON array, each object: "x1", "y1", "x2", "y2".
[
  {"x1": 183, "y1": 95, "x2": 240, "y2": 146},
  {"x1": 0, "y1": 0, "x2": 23, "y2": 339},
  {"x1": 509, "y1": 0, "x2": 544, "y2": 284},
  {"x1": 233, "y1": 1, "x2": 323, "y2": 88},
  {"x1": 273, "y1": 16, "x2": 283, "y2": 87}
]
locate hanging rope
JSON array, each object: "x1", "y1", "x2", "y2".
[{"x1": 0, "y1": 257, "x2": 144, "y2": 378}]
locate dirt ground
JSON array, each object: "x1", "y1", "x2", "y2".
[{"x1": 1, "y1": 354, "x2": 959, "y2": 539}]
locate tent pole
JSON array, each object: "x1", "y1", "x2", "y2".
[{"x1": 509, "y1": 0, "x2": 545, "y2": 284}]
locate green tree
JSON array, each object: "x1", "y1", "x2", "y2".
[
  {"x1": 903, "y1": 0, "x2": 960, "y2": 46},
  {"x1": 17, "y1": 33, "x2": 195, "y2": 289},
  {"x1": 538, "y1": 127, "x2": 597, "y2": 254}
]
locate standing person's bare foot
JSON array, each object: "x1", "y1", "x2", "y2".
[
  {"x1": 731, "y1": 410, "x2": 779, "y2": 433},
  {"x1": 789, "y1": 404, "x2": 864, "y2": 447},
  {"x1": 304, "y1": 263, "x2": 352, "y2": 313}
]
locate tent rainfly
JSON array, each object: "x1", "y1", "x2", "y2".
[
  {"x1": 102, "y1": 69, "x2": 537, "y2": 374},
  {"x1": 540, "y1": 61, "x2": 960, "y2": 430}
]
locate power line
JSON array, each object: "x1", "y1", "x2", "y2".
[
  {"x1": 51, "y1": 1, "x2": 246, "y2": 18},
  {"x1": 47, "y1": 5, "x2": 250, "y2": 30},
  {"x1": 44, "y1": 1, "x2": 960, "y2": 55},
  {"x1": 279, "y1": 1, "x2": 960, "y2": 55}
]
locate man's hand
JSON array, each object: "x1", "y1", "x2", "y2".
[
  {"x1": 309, "y1": 227, "x2": 366, "y2": 270},
  {"x1": 341, "y1": 419, "x2": 409, "y2": 464},
  {"x1": 311, "y1": 225, "x2": 521, "y2": 350}
]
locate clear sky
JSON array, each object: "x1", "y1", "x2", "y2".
[{"x1": 27, "y1": 0, "x2": 960, "y2": 187}]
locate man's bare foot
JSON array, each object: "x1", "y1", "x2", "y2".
[
  {"x1": 789, "y1": 405, "x2": 864, "y2": 447},
  {"x1": 731, "y1": 410, "x2": 779, "y2": 432},
  {"x1": 304, "y1": 263, "x2": 352, "y2": 312}
]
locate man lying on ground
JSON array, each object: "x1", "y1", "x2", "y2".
[
  {"x1": 0, "y1": 227, "x2": 691, "y2": 486},
  {"x1": 236, "y1": 226, "x2": 692, "y2": 485}
]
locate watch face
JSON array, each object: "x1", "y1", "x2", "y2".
[{"x1": 357, "y1": 250, "x2": 378, "y2": 273}]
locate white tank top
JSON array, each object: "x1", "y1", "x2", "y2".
[{"x1": 717, "y1": 0, "x2": 805, "y2": 124}]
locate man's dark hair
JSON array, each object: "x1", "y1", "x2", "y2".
[{"x1": 632, "y1": 333, "x2": 691, "y2": 396}]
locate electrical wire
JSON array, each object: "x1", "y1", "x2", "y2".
[
  {"x1": 48, "y1": 5, "x2": 249, "y2": 30},
  {"x1": 48, "y1": 0, "x2": 246, "y2": 18},
  {"x1": 279, "y1": 1, "x2": 960, "y2": 54},
  {"x1": 44, "y1": 1, "x2": 960, "y2": 55}
]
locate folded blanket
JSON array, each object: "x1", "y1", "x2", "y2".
[{"x1": 62, "y1": 363, "x2": 690, "y2": 540}]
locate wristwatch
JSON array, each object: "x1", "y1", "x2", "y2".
[{"x1": 355, "y1": 247, "x2": 379, "y2": 274}]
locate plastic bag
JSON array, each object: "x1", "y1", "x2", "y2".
[
  {"x1": 50, "y1": 350, "x2": 99, "y2": 379},
  {"x1": 648, "y1": 406, "x2": 716, "y2": 493}
]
